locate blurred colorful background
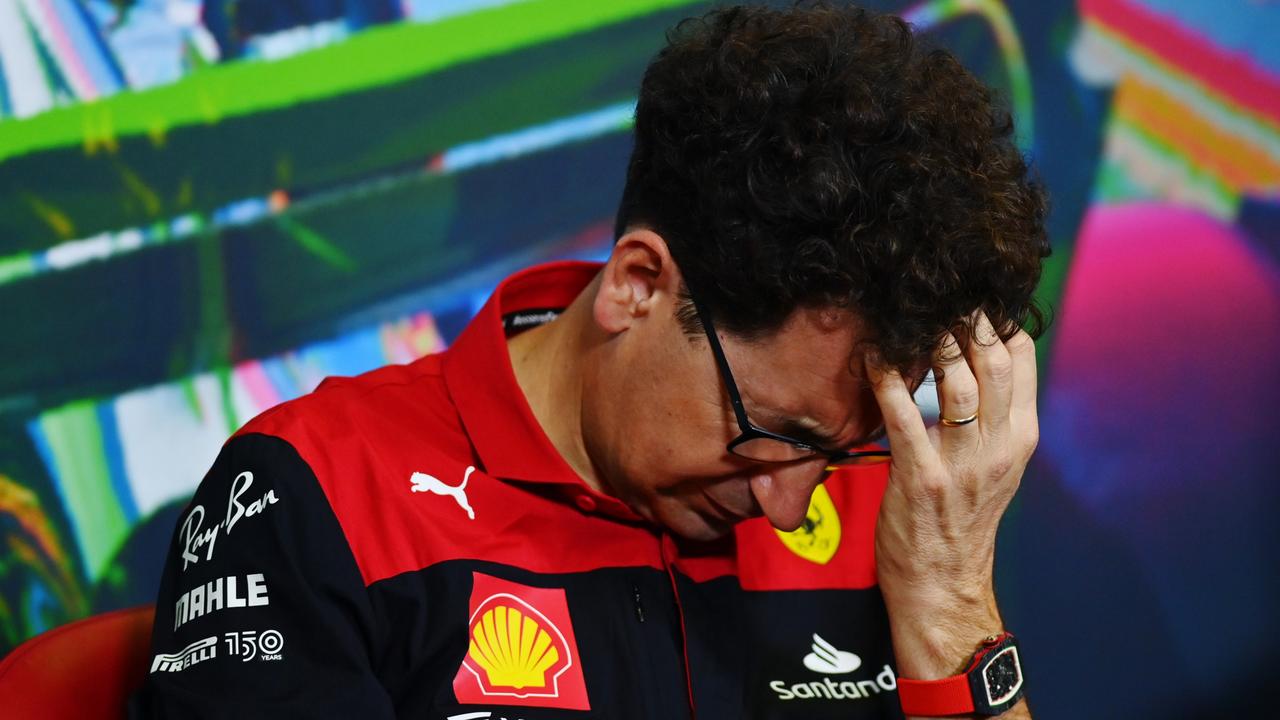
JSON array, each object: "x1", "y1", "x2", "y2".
[{"x1": 1, "y1": 1, "x2": 1276, "y2": 717}]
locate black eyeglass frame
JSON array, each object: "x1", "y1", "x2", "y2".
[{"x1": 690, "y1": 296, "x2": 891, "y2": 467}]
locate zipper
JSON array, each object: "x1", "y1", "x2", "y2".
[{"x1": 633, "y1": 583, "x2": 647, "y2": 623}]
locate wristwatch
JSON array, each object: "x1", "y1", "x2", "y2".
[{"x1": 896, "y1": 632, "x2": 1024, "y2": 716}]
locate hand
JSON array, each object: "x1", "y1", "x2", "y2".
[{"x1": 865, "y1": 311, "x2": 1039, "y2": 681}]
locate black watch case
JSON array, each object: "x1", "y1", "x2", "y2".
[{"x1": 966, "y1": 636, "x2": 1025, "y2": 715}]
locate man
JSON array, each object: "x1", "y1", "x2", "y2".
[{"x1": 133, "y1": 3, "x2": 1048, "y2": 719}]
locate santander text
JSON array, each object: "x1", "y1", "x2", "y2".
[{"x1": 771, "y1": 664, "x2": 898, "y2": 701}]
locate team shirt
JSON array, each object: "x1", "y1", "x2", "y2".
[{"x1": 131, "y1": 261, "x2": 906, "y2": 719}]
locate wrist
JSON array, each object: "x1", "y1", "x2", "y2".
[{"x1": 885, "y1": 588, "x2": 1003, "y2": 680}]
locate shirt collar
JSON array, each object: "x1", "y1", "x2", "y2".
[{"x1": 443, "y1": 260, "x2": 607, "y2": 490}]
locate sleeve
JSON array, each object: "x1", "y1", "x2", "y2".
[{"x1": 129, "y1": 432, "x2": 396, "y2": 719}]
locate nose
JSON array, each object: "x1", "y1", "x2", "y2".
[{"x1": 748, "y1": 457, "x2": 831, "y2": 532}]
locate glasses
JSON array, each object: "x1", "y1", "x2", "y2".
[{"x1": 690, "y1": 297, "x2": 891, "y2": 468}]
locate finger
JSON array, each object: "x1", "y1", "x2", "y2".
[
  {"x1": 933, "y1": 332, "x2": 980, "y2": 439},
  {"x1": 966, "y1": 311, "x2": 1014, "y2": 440},
  {"x1": 1007, "y1": 329, "x2": 1038, "y2": 437},
  {"x1": 864, "y1": 355, "x2": 934, "y2": 463}
]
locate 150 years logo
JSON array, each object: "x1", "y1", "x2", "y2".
[
  {"x1": 150, "y1": 629, "x2": 285, "y2": 673},
  {"x1": 225, "y1": 629, "x2": 285, "y2": 662}
]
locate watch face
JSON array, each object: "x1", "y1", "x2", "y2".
[{"x1": 982, "y1": 646, "x2": 1023, "y2": 706}]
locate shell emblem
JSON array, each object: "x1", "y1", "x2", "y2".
[
  {"x1": 466, "y1": 598, "x2": 567, "y2": 690},
  {"x1": 774, "y1": 484, "x2": 842, "y2": 564},
  {"x1": 453, "y1": 573, "x2": 590, "y2": 710}
]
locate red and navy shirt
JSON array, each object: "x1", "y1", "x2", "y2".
[{"x1": 131, "y1": 261, "x2": 905, "y2": 719}]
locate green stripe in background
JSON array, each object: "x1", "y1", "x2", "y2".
[
  {"x1": 33, "y1": 403, "x2": 130, "y2": 582},
  {"x1": 0, "y1": 0, "x2": 701, "y2": 163}
]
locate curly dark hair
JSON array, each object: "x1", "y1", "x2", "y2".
[{"x1": 615, "y1": 2, "x2": 1050, "y2": 372}]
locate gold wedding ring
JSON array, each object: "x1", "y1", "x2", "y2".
[{"x1": 939, "y1": 411, "x2": 979, "y2": 427}]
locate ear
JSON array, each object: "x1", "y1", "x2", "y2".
[{"x1": 593, "y1": 229, "x2": 683, "y2": 334}]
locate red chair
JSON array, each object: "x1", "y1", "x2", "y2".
[{"x1": 0, "y1": 606, "x2": 155, "y2": 720}]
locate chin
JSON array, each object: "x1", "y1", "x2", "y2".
[
  {"x1": 652, "y1": 503, "x2": 735, "y2": 542},
  {"x1": 673, "y1": 523, "x2": 733, "y2": 542}
]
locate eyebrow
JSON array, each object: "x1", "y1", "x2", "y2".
[
  {"x1": 766, "y1": 410, "x2": 889, "y2": 451},
  {"x1": 776, "y1": 418, "x2": 842, "y2": 449},
  {"x1": 754, "y1": 407, "x2": 844, "y2": 449}
]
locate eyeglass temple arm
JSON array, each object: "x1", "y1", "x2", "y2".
[{"x1": 691, "y1": 298, "x2": 754, "y2": 431}]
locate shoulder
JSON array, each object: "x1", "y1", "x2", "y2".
[
  {"x1": 237, "y1": 352, "x2": 472, "y2": 470},
  {"x1": 240, "y1": 353, "x2": 458, "y2": 444},
  {"x1": 227, "y1": 352, "x2": 488, "y2": 584}
]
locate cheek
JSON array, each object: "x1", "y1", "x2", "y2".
[
  {"x1": 611, "y1": 339, "x2": 739, "y2": 485},
  {"x1": 663, "y1": 388, "x2": 736, "y2": 458},
  {"x1": 616, "y1": 400, "x2": 733, "y2": 489}
]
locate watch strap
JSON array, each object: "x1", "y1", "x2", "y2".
[
  {"x1": 898, "y1": 672, "x2": 975, "y2": 716},
  {"x1": 897, "y1": 632, "x2": 1023, "y2": 717}
]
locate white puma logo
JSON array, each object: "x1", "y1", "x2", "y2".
[{"x1": 410, "y1": 466, "x2": 476, "y2": 520}]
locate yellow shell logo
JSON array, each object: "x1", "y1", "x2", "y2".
[
  {"x1": 466, "y1": 599, "x2": 568, "y2": 691},
  {"x1": 774, "y1": 484, "x2": 841, "y2": 564}
]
